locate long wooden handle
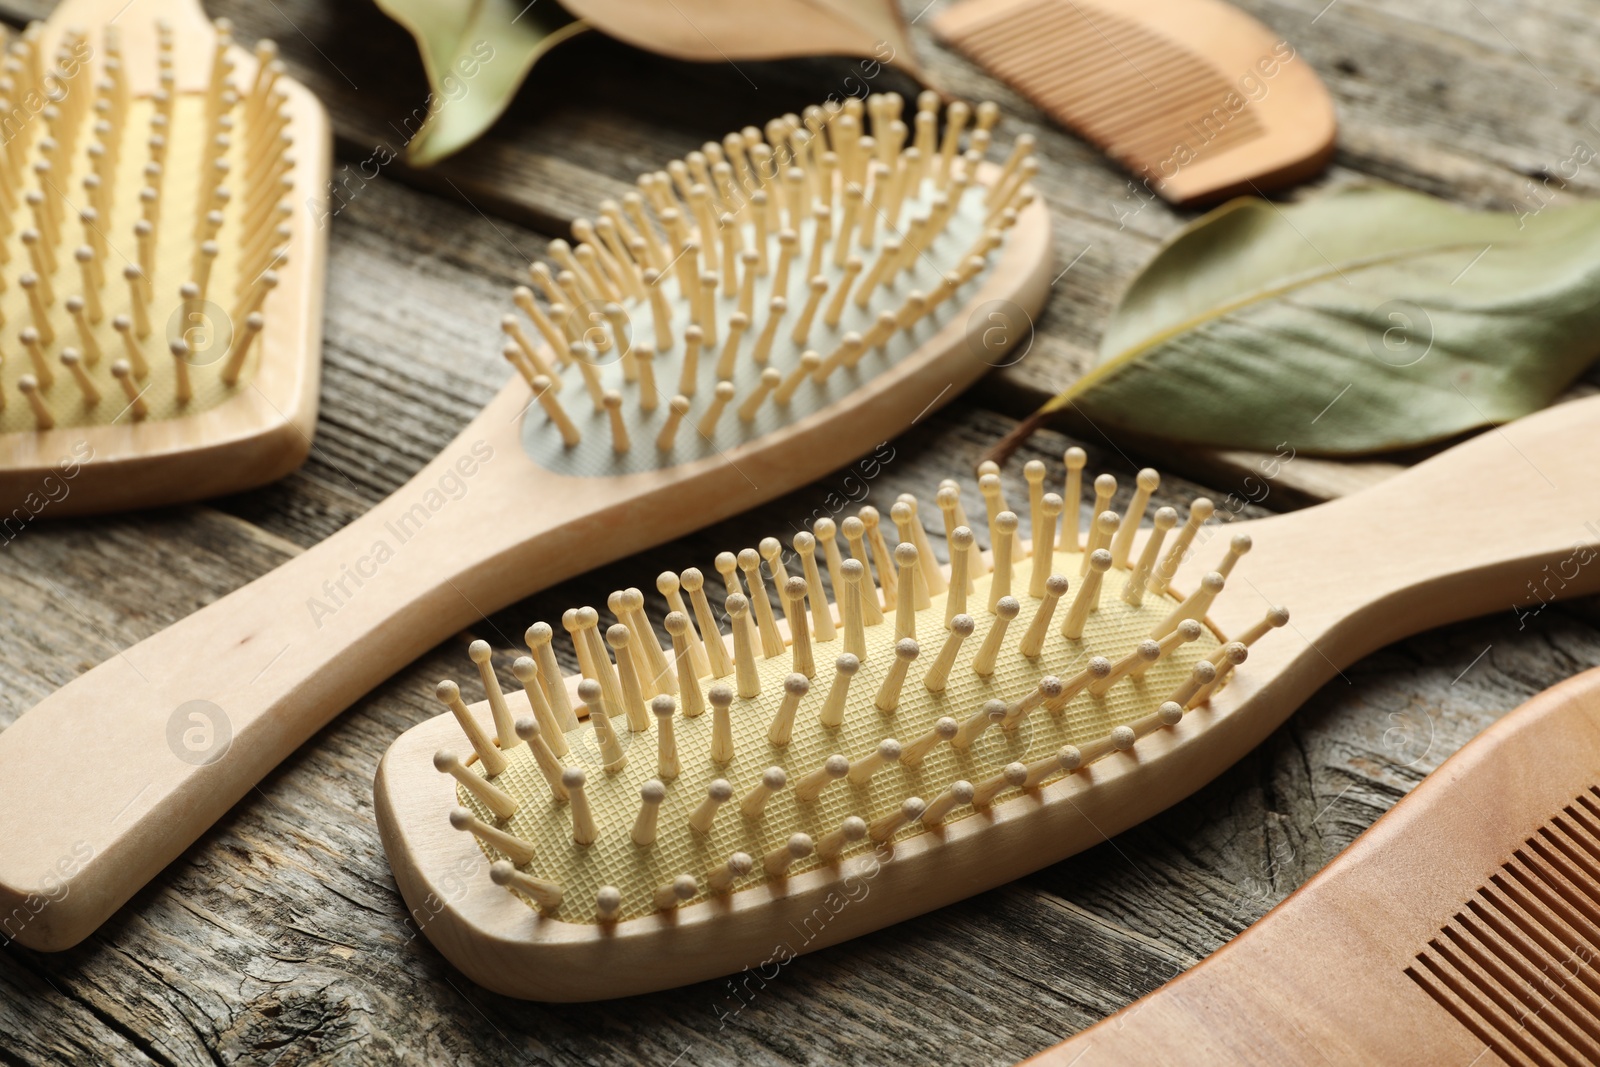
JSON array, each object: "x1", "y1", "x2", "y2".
[{"x1": 0, "y1": 409, "x2": 563, "y2": 951}]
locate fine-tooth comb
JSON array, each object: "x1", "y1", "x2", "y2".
[
  {"x1": 1025, "y1": 666, "x2": 1600, "y2": 1066},
  {"x1": 0, "y1": 91, "x2": 1054, "y2": 949},
  {"x1": 0, "y1": 0, "x2": 329, "y2": 515},
  {"x1": 376, "y1": 393, "x2": 1600, "y2": 1000},
  {"x1": 931, "y1": 0, "x2": 1337, "y2": 204}
]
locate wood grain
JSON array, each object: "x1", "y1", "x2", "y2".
[{"x1": 1, "y1": 0, "x2": 1599, "y2": 1061}]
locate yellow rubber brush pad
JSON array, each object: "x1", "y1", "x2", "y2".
[
  {"x1": 460, "y1": 544, "x2": 1223, "y2": 923},
  {"x1": 0, "y1": 92, "x2": 261, "y2": 434}
]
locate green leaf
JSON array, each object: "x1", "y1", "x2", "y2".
[
  {"x1": 1049, "y1": 186, "x2": 1600, "y2": 455},
  {"x1": 374, "y1": 0, "x2": 590, "y2": 167}
]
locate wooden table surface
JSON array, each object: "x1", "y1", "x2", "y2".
[{"x1": 4, "y1": 0, "x2": 1599, "y2": 1063}]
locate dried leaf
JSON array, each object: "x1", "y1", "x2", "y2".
[
  {"x1": 561, "y1": 0, "x2": 923, "y2": 79},
  {"x1": 1047, "y1": 187, "x2": 1600, "y2": 455},
  {"x1": 374, "y1": 0, "x2": 590, "y2": 167}
]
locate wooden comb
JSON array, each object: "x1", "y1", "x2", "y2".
[
  {"x1": 375, "y1": 394, "x2": 1600, "y2": 1001},
  {"x1": 1026, "y1": 664, "x2": 1600, "y2": 1066},
  {"x1": 0, "y1": 0, "x2": 330, "y2": 516},
  {"x1": 932, "y1": 0, "x2": 1337, "y2": 204},
  {"x1": 0, "y1": 91, "x2": 1054, "y2": 951}
]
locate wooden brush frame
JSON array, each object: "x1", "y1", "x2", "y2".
[
  {"x1": 379, "y1": 394, "x2": 1600, "y2": 1001},
  {"x1": 0, "y1": 0, "x2": 329, "y2": 517}
]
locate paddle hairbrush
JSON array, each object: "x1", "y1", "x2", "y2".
[
  {"x1": 0, "y1": 91, "x2": 1053, "y2": 950},
  {"x1": 379, "y1": 393, "x2": 1600, "y2": 999},
  {"x1": 0, "y1": 0, "x2": 329, "y2": 516},
  {"x1": 1026, "y1": 664, "x2": 1600, "y2": 1066}
]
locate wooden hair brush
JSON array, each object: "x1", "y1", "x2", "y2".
[
  {"x1": 1026, "y1": 664, "x2": 1600, "y2": 1066},
  {"x1": 0, "y1": 91, "x2": 1054, "y2": 951},
  {"x1": 375, "y1": 393, "x2": 1600, "y2": 1000},
  {"x1": 0, "y1": 0, "x2": 329, "y2": 516}
]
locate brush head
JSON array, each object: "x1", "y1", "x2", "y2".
[
  {"x1": 380, "y1": 446, "x2": 1289, "y2": 997},
  {"x1": 0, "y1": 9, "x2": 327, "y2": 515},
  {"x1": 501, "y1": 93, "x2": 1041, "y2": 475}
]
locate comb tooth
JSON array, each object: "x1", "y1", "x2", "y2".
[
  {"x1": 816, "y1": 816, "x2": 867, "y2": 863},
  {"x1": 741, "y1": 766, "x2": 788, "y2": 817},
  {"x1": 20, "y1": 279, "x2": 53, "y2": 344},
  {"x1": 1024, "y1": 460, "x2": 1047, "y2": 553},
  {"x1": 893, "y1": 543, "x2": 924, "y2": 641},
  {"x1": 1192, "y1": 644, "x2": 1247, "y2": 708},
  {"x1": 634, "y1": 344, "x2": 661, "y2": 413},
  {"x1": 854, "y1": 237, "x2": 900, "y2": 310},
  {"x1": 848, "y1": 739, "x2": 901, "y2": 784},
  {"x1": 782, "y1": 576, "x2": 815, "y2": 677},
  {"x1": 870, "y1": 797, "x2": 925, "y2": 844},
  {"x1": 696, "y1": 379, "x2": 735, "y2": 436},
  {"x1": 840, "y1": 518, "x2": 887, "y2": 625},
  {"x1": 793, "y1": 532, "x2": 838, "y2": 642},
  {"x1": 1224, "y1": 605, "x2": 1291, "y2": 658},
  {"x1": 604, "y1": 624, "x2": 650, "y2": 730},
  {"x1": 749, "y1": 295, "x2": 784, "y2": 365},
  {"x1": 110, "y1": 361, "x2": 147, "y2": 419},
  {"x1": 227, "y1": 313, "x2": 267, "y2": 387},
  {"x1": 621, "y1": 588, "x2": 672, "y2": 694},
  {"x1": 1123, "y1": 507, "x2": 1178, "y2": 607},
  {"x1": 1081, "y1": 475, "x2": 1117, "y2": 570},
  {"x1": 663, "y1": 616, "x2": 703, "y2": 720},
  {"x1": 576, "y1": 607, "x2": 624, "y2": 719},
  {"x1": 1151, "y1": 498, "x2": 1215, "y2": 596},
  {"x1": 986, "y1": 133, "x2": 1036, "y2": 209},
  {"x1": 435, "y1": 679, "x2": 507, "y2": 777},
  {"x1": 1153, "y1": 572, "x2": 1226, "y2": 640},
  {"x1": 1166, "y1": 661, "x2": 1218, "y2": 710},
  {"x1": 874, "y1": 639, "x2": 919, "y2": 712},
  {"x1": 451, "y1": 808, "x2": 536, "y2": 864},
  {"x1": 839, "y1": 559, "x2": 867, "y2": 657},
  {"x1": 526, "y1": 623, "x2": 578, "y2": 730},
  {"x1": 1024, "y1": 745, "x2": 1082, "y2": 789},
  {"x1": 630, "y1": 780, "x2": 667, "y2": 846},
  {"x1": 924, "y1": 614, "x2": 975, "y2": 691},
  {"x1": 555, "y1": 769, "x2": 597, "y2": 846},
  {"x1": 59, "y1": 350, "x2": 98, "y2": 407},
  {"x1": 733, "y1": 248, "x2": 757, "y2": 318},
  {"x1": 707, "y1": 852, "x2": 754, "y2": 894},
  {"x1": 653, "y1": 874, "x2": 697, "y2": 912},
  {"x1": 508, "y1": 657, "x2": 563, "y2": 762},
  {"x1": 643, "y1": 695, "x2": 680, "y2": 780},
  {"x1": 490, "y1": 862, "x2": 563, "y2": 913},
  {"x1": 819, "y1": 654, "x2": 859, "y2": 728},
  {"x1": 860, "y1": 506, "x2": 898, "y2": 609},
  {"x1": 727, "y1": 595, "x2": 761, "y2": 698},
  {"x1": 923, "y1": 781, "x2": 975, "y2": 827},
  {"x1": 577, "y1": 678, "x2": 627, "y2": 773},
  {"x1": 468, "y1": 640, "x2": 517, "y2": 747},
  {"x1": 658, "y1": 576, "x2": 710, "y2": 680},
  {"x1": 1061, "y1": 551, "x2": 1112, "y2": 639},
  {"x1": 900, "y1": 718, "x2": 959, "y2": 769},
  {"x1": 763, "y1": 833, "x2": 814, "y2": 878},
  {"x1": 708, "y1": 683, "x2": 735, "y2": 763},
  {"x1": 897, "y1": 495, "x2": 947, "y2": 596},
  {"x1": 789, "y1": 275, "x2": 828, "y2": 345},
  {"x1": 435, "y1": 749, "x2": 519, "y2": 820},
  {"x1": 804, "y1": 209, "x2": 831, "y2": 284},
  {"x1": 1084, "y1": 510, "x2": 1120, "y2": 584},
  {"x1": 940, "y1": 486, "x2": 987, "y2": 579},
  {"x1": 831, "y1": 185, "x2": 862, "y2": 268},
  {"x1": 511, "y1": 717, "x2": 570, "y2": 803},
  {"x1": 595, "y1": 886, "x2": 622, "y2": 923},
  {"x1": 944, "y1": 526, "x2": 974, "y2": 624},
  {"x1": 973, "y1": 597, "x2": 1020, "y2": 676},
  {"x1": 681, "y1": 568, "x2": 734, "y2": 678},
  {"x1": 1004, "y1": 676, "x2": 1062, "y2": 730},
  {"x1": 987, "y1": 512, "x2": 1018, "y2": 611},
  {"x1": 1091, "y1": 640, "x2": 1162, "y2": 699},
  {"x1": 16, "y1": 375, "x2": 50, "y2": 429},
  {"x1": 772, "y1": 228, "x2": 798, "y2": 296},
  {"x1": 169, "y1": 339, "x2": 193, "y2": 405},
  {"x1": 736, "y1": 366, "x2": 780, "y2": 422},
  {"x1": 714, "y1": 311, "x2": 746, "y2": 378},
  {"x1": 794, "y1": 754, "x2": 850, "y2": 802},
  {"x1": 773, "y1": 348, "x2": 818, "y2": 405},
  {"x1": 531, "y1": 376, "x2": 581, "y2": 447},
  {"x1": 1110, "y1": 469, "x2": 1161, "y2": 569},
  {"x1": 767, "y1": 674, "x2": 809, "y2": 746},
  {"x1": 1020, "y1": 574, "x2": 1070, "y2": 657},
  {"x1": 973, "y1": 763, "x2": 1029, "y2": 808},
  {"x1": 813, "y1": 331, "x2": 862, "y2": 385},
  {"x1": 689, "y1": 778, "x2": 733, "y2": 834},
  {"x1": 1045, "y1": 657, "x2": 1112, "y2": 714},
  {"x1": 936, "y1": 100, "x2": 971, "y2": 189},
  {"x1": 1029, "y1": 495, "x2": 1064, "y2": 597},
  {"x1": 62, "y1": 298, "x2": 98, "y2": 364},
  {"x1": 1216, "y1": 533, "x2": 1253, "y2": 579}
]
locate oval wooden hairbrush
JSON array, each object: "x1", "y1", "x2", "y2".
[
  {"x1": 0, "y1": 0, "x2": 329, "y2": 516},
  {"x1": 377, "y1": 393, "x2": 1600, "y2": 1001},
  {"x1": 1026, "y1": 665, "x2": 1600, "y2": 1066},
  {"x1": 0, "y1": 91, "x2": 1054, "y2": 951}
]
